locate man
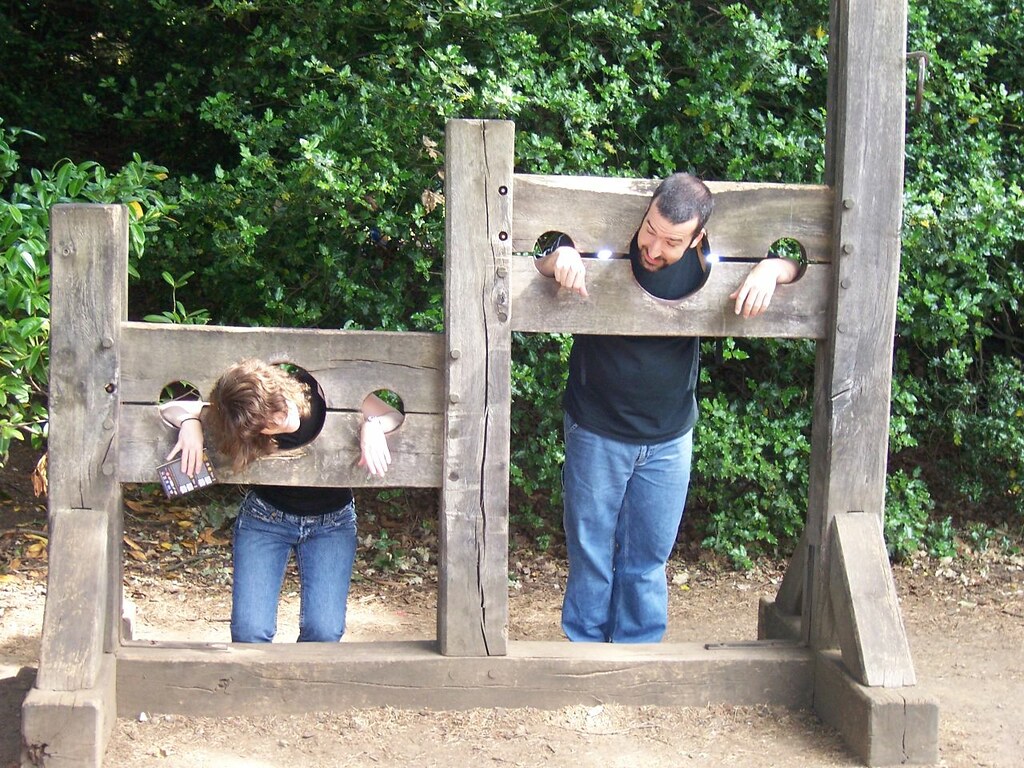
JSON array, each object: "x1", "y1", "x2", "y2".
[{"x1": 535, "y1": 172, "x2": 799, "y2": 642}]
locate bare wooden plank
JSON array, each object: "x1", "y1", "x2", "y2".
[
  {"x1": 512, "y1": 174, "x2": 833, "y2": 264},
  {"x1": 509, "y1": 257, "x2": 830, "y2": 339},
  {"x1": 36, "y1": 509, "x2": 109, "y2": 691},
  {"x1": 22, "y1": 656, "x2": 117, "y2": 768},
  {"x1": 807, "y1": 0, "x2": 909, "y2": 650},
  {"x1": 775, "y1": 532, "x2": 808, "y2": 615},
  {"x1": 440, "y1": 119, "x2": 513, "y2": 656},
  {"x1": 46, "y1": 204, "x2": 126, "y2": 657},
  {"x1": 828, "y1": 513, "x2": 916, "y2": 687},
  {"x1": 116, "y1": 640, "x2": 813, "y2": 715},
  {"x1": 117, "y1": 406, "x2": 443, "y2": 487},
  {"x1": 813, "y1": 650, "x2": 939, "y2": 766},
  {"x1": 120, "y1": 324, "x2": 444, "y2": 414}
]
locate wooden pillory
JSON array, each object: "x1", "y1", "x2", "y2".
[{"x1": 23, "y1": 2, "x2": 938, "y2": 765}]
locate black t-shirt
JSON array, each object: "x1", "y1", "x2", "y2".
[
  {"x1": 562, "y1": 234, "x2": 706, "y2": 443},
  {"x1": 255, "y1": 370, "x2": 355, "y2": 515}
]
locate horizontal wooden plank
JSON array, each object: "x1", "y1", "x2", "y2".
[
  {"x1": 118, "y1": 405, "x2": 443, "y2": 487},
  {"x1": 509, "y1": 257, "x2": 830, "y2": 339},
  {"x1": 119, "y1": 323, "x2": 444, "y2": 413},
  {"x1": 116, "y1": 640, "x2": 813, "y2": 715},
  {"x1": 512, "y1": 174, "x2": 833, "y2": 264}
]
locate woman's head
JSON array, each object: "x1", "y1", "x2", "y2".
[{"x1": 206, "y1": 359, "x2": 310, "y2": 470}]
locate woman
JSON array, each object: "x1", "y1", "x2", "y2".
[{"x1": 160, "y1": 358, "x2": 403, "y2": 643}]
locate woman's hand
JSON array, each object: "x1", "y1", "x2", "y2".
[
  {"x1": 166, "y1": 419, "x2": 206, "y2": 477},
  {"x1": 358, "y1": 417, "x2": 393, "y2": 477}
]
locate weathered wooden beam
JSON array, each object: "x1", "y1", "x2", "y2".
[
  {"x1": 117, "y1": 407, "x2": 444, "y2": 487},
  {"x1": 47, "y1": 205, "x2": 127, "y2": 660},
  {"x1": 119, "y1": 323, "x2": 444, "y2": 414},
  {"x1": 22, "y1": 656, "x2": 117, "y2": 768},
  {"x1": 806, "y1": 0, "x2": 909, "y2": 649},
  {"x1": 814, "y1": 651, "x2": 939, "y2": 766},
  {"x1": 828, "y1": 513, "x2": 916, "y2": 687},
  {"x1": 115, "y1": 640, "x2": 813, "y2": 715},
  {"x1": 36, "y1": 509, "x2": 110, "y2": 691},
  {"x1": 509, "y1": 258, "x2": 830, "y2": 339},
  {"x1": 512, "y1": 175, "x2": 833, "y2": 264},
  {"x1": 440, "y1": 119, "x2": 513, "y2": 656}
]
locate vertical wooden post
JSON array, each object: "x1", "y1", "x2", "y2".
[
  {"x1": 23, "y1": 204, "x2": 127, "y2": 766},
  {"x1": 804, "y1": 0, "x2": 908, "y2": 649},
  {"x1": 439, "y1": 120, "x2": 514, "y2": 656}
]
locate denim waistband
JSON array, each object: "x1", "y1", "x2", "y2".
[{"x1": 242, "y1": 490, "x2": 354, "y2": 524}]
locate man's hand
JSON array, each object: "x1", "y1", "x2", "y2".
[
  {"x1": 536, "y1": 245, "x2": 589, "y2": 297},
  {"x1": 729, "y1": 258, "x2": 800, "y2": 318}
]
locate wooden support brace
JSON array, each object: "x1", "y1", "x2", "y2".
[
  {"x1": 829, "y1": 513, "x2": 916, "y2": 687},
  {"x1": 758, "y1": 533, "x2": 808, "y2": 641},
  {"x1": 814, "y1": 651, "x2": 938, "y2": 766},
  {"x1": 22, "y1": 655, "x2": 117, "y2": 768},
  {"x1": 36, "y1": 509, "x2": 109, "y2": 691}
]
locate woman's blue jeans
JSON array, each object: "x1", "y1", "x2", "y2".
[
  {"x1": 561, "y1": 414, "x2": 692, "y2": 643},
  {"x1": 231, "y1": 491, "x2": 357, "y2": 643}
]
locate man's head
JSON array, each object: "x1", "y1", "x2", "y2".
[
  {"x1": 636, "y1": 172, "x2": 714, "y2": 272},
  {"x1": 206, "y1": 359, "x2": 310, "y2": 470}
]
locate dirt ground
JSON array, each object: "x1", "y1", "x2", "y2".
[{"x1": 2, "y1": 444, "x2": 1023, "y2": 768}]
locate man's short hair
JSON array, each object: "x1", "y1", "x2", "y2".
[{"x1": 651, "y1": 172, "x2": 714, "y2": 232}]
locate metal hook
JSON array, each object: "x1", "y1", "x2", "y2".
[{"x1": 907, "y1": 51, "x2": 930, "y2": 113}]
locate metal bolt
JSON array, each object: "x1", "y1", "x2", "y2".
[
  {"x1": 103, "y1": 419, "x2": 114, "y2": 430},
  {"x1": 449, "y1": 393, "x2": 460, "y2": 404},
  {"x1": 101, "y1": 337, "x2": 114, "y2": 349},
  {"x1": 496, "y1": 265, "x2": 508, "y2": 278},
  {"x1": 102, "y1": 465, "x2": 114, "y2": 476},
  {"x1": 840, "y1": 278, "x2": 851, "y2": 289},
  {"x1": 450, "y1": 349, "x2": 461, "y2": 359},
  {"x1": 843, "y1": 198, "x2": 855, "y2": 209},
  {"x1": 842, "y1": 244, "x2": 854, "y2": 255},
  {"x1": 449, "y1": 471, "x2": 459, "y2": 482},
  {"x1": 837, "y1": 323, "x2": 847, "y2": 334}
]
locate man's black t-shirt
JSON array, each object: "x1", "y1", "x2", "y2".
[{"x1": 562, "y1": 234, "x2": 708, "y2": 443}]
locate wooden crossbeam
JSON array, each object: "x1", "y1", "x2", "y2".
[
  {"x1": 115, "y1": 640, "x2": 814, "y2": 715},
  {"x1": 509, "y1": 258, "x2": 831, "y2": 339},
  {"x1": 512, "y1": 175, "x2": 834, "y2": 264}
]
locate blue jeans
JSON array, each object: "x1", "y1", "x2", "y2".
[
  {"x1": 561, "y1": 414, "x2": 692, "y2": 643},
  {"x1": 231, "y1": 491, "x2": 357, "y2": 643}
]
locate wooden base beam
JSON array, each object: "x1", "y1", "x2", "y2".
[
  {"x1": 21, "y1": 655, "x2": 116, "y2": 768},
  {"x1": 814, "y1": 651, "x2": 939, "y2": 766},
  {"x1": 116, "y1": 640, "x2": 813, "y2": 716}
]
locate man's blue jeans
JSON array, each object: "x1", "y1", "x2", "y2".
[
  {"x1": 231, "y1": 491, "x2": 357, "y2": 643},
  {"x1": 561, "y1": 414, "x2": 692, "y2": 643}
]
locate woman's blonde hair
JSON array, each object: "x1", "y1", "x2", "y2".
[{"x1": 205, "y1": 359, "x2": 311, "y2": 471}]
